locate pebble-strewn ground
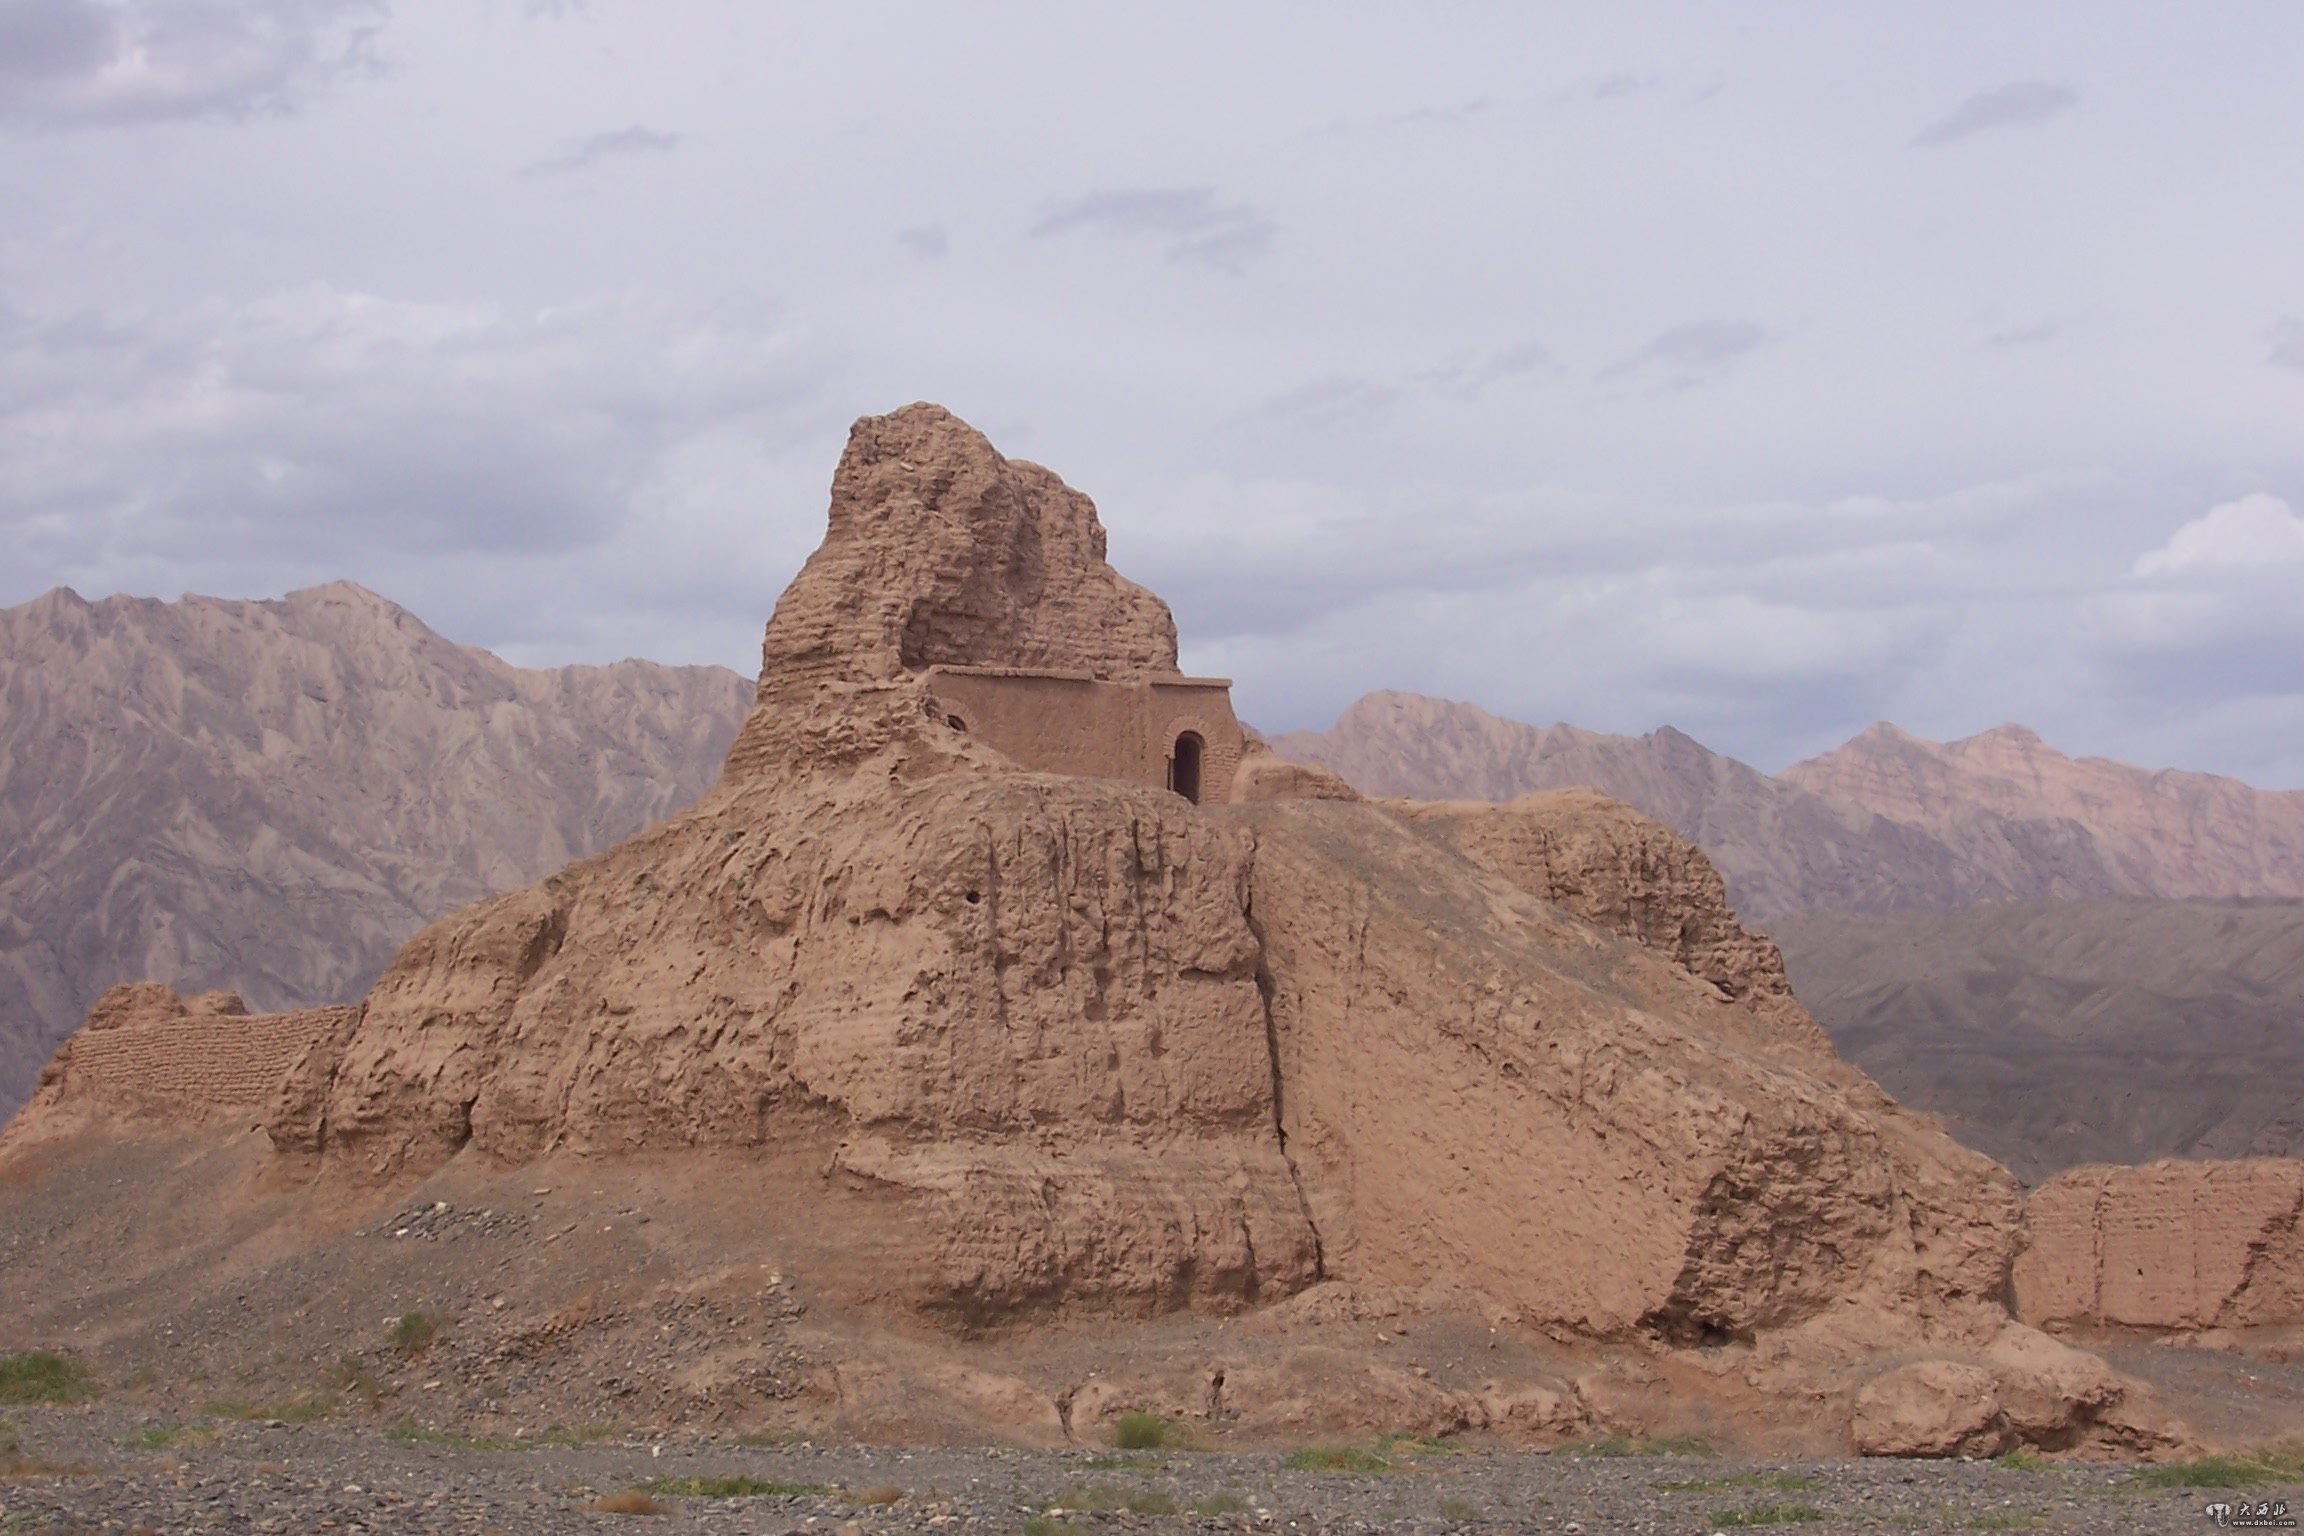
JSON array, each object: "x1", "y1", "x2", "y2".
[{"x1": 2, "y1": 1406, "x2": 2291, "y2": 1535}]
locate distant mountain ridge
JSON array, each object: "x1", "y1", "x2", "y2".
[
  {"x1": 0, "y1": 582, "x2": 755, "y2": 1117},
  {"x1": 1769, "y1": 898, "x2": 2304, "y2": 1183},
  {"x1": 1273, "y1": 691, "x2": 2304, "y2": 918}
]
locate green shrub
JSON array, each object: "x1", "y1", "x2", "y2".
[
  {"x1": 642, "y1": 1475, "x2": 825, "y2": 1497},
  {"x1": 0, "y1": 1353, "x2": 93, "y2": 1405},
  {"x1": 390, "y1": 1311, "x2": 446, "y2": 1356},
  {"x1": 1111, "y1": 1410, "x2": 1198, "y2": 1450},
  {"x1": 1282, "y1": 1444, "x2": 1392, "y2": 1473},
  {"x1": 2133, "y1": 1446, "x2": 2304, "y2": 1488},
  {"x1": 1661, "y1": 1471, "x2": 1824, "y2": 1493},
  {"x1": 203, "y1": 1394, "x2": 334, "y2": 1422},
  {"x1": 1711, "y1": 1503, "x2": 1825, "y2": 1527}
]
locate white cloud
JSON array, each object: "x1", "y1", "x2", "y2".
[{"x1": 2134, "y1": 494, "x2": 2304, "y2": 577}]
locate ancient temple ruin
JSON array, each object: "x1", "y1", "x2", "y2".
[{"x1": 922, "y1": 664, "x2": 1244, "y2": 805}]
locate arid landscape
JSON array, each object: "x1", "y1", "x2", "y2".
[
  {"x1": 4, "y1": 405, "x2": 2304, "y2": 1534},
  {"x1": 9, "y1": 7, "x2": 2304, "y2": 1530}
]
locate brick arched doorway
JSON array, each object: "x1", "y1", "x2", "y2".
[{"x1": 1169, "y1": 731, "x2": 1205, "y2": 804}]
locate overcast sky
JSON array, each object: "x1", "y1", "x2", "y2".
[{"x1": 3, "y1": 3, "x2": 2301, "y2": 784}]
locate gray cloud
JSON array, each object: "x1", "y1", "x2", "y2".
[
  {"x1": 1983, "y1": 321, "x2": 2061, "y2": 349},
  {"x1": 2272, "y1": 318, "x2": 2304, "y2": 372},
  {"x1": 0, "y1": 285, "x2": 835, "y2": 663},
  {"x1": 1030, "y1": 187, "x2": 1274, "y2": 270},
  {"x1": 0, "y1": 0, "x2": 382, "y2": 127},
  {"x1": 1599, "y1": 320, "x2": 1768, "y2": 387},
  {"x1": 896, "y1": 223, "x2": 947, "y2": 259},
  {"x1": 1423, "y1": 340, "x2": 1553, "y2": 401},
  {"x1": 520, "y1": 123, "x2": 680, "y2": 179},
  {"x1": 1588, "y1": 73, "x2": 1653, "y2": 101},
  {"x1": 1913, "y1": 81, "x2": 2076, "y2": 147}
]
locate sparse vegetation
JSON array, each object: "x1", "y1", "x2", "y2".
[
  {"x1": 642, "y1": 1474, "x2": 826, "y2": 1498},
  {"x1": 1191, "y1": 1491, "x2": 1248, "y2": 1515},
  {"x1": 125, "y1": 1423, "x2": 214, "y2": 1451},
  {"x1": 1958, "y1": 1515, "x2": 2041, "y2": 1531},
  {"x1": 591, "y1": 1489, "x2": 669, "y2": 1514},
  {"x1": 1078, "y1": 1450, "x2": 1166, "y2": 1470},
  {"x1": 1556, "y1": 1433, "x2": 1716, "y2": 1459},
  {"x1": 332, "y1": 1357, "x2": 394, "y2": 1410},
  {"x1": 385, "y1": 1421, "x2": 521, "y2": 1451},
  {"x1": 2131, "y1": 1445, "x2": 2304, "y2": 1488},
  {"x1": 1035, "y1": 1481, "x2": 1179, "y2": 1516},
  {"x1": 1023, "y1": 1518, "x2": 1085, "y2": 1536},
  {"x1": 1660, "y1": 1471, "x2": 1825, "y2": 1493},
  {"x1": 1710, "y1": 1502, "x2": 1826, "y2": 1527},
  {"x1": 1439, "y1": 1496, "x2": 1480, "y2": 1520},
  {"x1": 1110, "y1": 1410, "x2": 1197, "y2": 1451},
  {"x1": 389, "y1": 1310, "x2": 447, "y2": 1357},
  {"x1": 202, "y1": 1394, "x2": 334, "y2": 1423},
  {"x1": 1282, "y1": 1444, "x2": 1393, "y2": 1473},
  {"x1": 0, "y1": 1353, "x2": 93, "y2": 1405},
  {"x1": 1378, "y1": 1431, "x2": 1462, "y2": 1458}
]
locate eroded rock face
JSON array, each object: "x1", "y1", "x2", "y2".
[
  {"x1": 1229, "y1": 799, "x2": 2020, "y2": 1344},
  {"x1": 725, "y1": 404, "x2": 1180, "y2": 783},
  {"x1": 2014, "y1": 1159, "x2": 2304, "y2": 1330},
  {"x1": 1396, "y1": 789, "x2": 1831, "y2": 1052}
]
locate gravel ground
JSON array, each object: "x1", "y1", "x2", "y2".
[{"x1": 3, "y1": 1406, "x2": 2291, "y2": 1535}]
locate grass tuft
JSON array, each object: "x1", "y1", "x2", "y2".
[
  {"x1": 385, "y1": 1421, "x2": 521, "y2": 1451},
  {"x1": 0, "y1": 1353, "x2": 94, "y2": 1405},
  {"x1": 1379, "y1": 1431, "x2": 1463, "y2": 1458},
  {"x1": 202, "y1": 1394, "x2": 334, "y2": 1423},
  {"x1": 1110, "y1": 1409, "x2": 1200, "y2": 1451},
  {"x1": 332, "y1": 1357, "x2": 393, "y2": 1410},
  {"x1": 2132, "y1": 1445, "x2": 2304, "y2": 1488},
  {"x1": 1661, "y1": 1471, "x2": 1825, "y2": 1493},
  {"x1": 1439, "y1": 1496, "x2": 1481, "y2": 1520},
  {"x1": 1282, "y1": 1444, "x2": 1393, "y2": 1473},
  {"x1": 1558, "y1": 1432, "x2": 1715, "y2": 1459},
  {"x1": 1711, "y1": 1502, "x2": 1826, "y2": 1527},
  {"x1": 1994, "y1": 1446, "x2": 2050, "y2": 1471},
  {"x1": 390, "y1": 1310, "x2": 446, "y2": 1357},
  {"x1": 642, "y1": 1474, "x2": 826, "y2": 1498}
]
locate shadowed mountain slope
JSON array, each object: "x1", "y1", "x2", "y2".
[
  {"x1": 1770, "y1": 899, "x2": 2304, "y2": 1185},
  {"x1": 0, "y1": 581, "x2": 753, "y2": 1117}
]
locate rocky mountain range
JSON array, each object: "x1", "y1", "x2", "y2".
[
  {"x1": 1273, "y1": 692, "x2": 2304, "y2": 920},
  {"x1": 0, "y1": 582, "x2": 753, "y2": 1117}
]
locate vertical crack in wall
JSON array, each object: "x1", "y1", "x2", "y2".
[{"x1": 1241, "y1": 830, "x2": 1325, "y2": 1281}]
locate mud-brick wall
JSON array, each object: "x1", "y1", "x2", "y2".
[
  {"x1": 928, "y1": 668, "x2": 1245, "y2": 802},
  {"x1": 61, "y1": 1007, "x2": 350, "y2": 1118},
  {"x1": 2013, "y1": 1158, "x2": 2304, "y2": 1330}
]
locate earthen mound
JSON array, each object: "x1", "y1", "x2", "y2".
[{"x1": 3, "y1": 404, "x2": 2181, "y2": 1454}]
